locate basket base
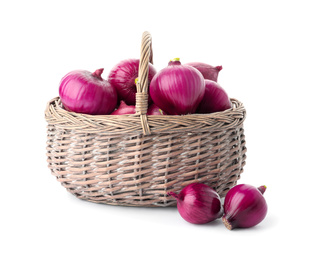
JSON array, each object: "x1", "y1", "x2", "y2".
[
  {"x1": 63, "y1": 182, "x2": 237, "y2": 207},
  {"x1": 71, "y1": 191, "x2": 177, "y2": 207}
]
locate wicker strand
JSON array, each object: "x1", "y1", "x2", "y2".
[
  {"x1": 135, "y1": 93, "x2": 149, "y2": 115},
  {"x1": 136, "y1": 31, "x2": 152, "y2": 135},
  {"x1": 46, "y1": 97, "x2": 245, "y2": 134}
]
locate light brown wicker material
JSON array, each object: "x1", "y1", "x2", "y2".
[{"x1": 45, "y1": 31, "x2": 247, "y2": 207}]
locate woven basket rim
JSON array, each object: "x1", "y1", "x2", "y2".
[{"x1": 45, "y1": 96, "x2": 246, "y2": 135}]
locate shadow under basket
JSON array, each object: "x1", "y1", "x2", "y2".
[{"x1": 44, "y1": 32, "x2": 247, "y2": 207}]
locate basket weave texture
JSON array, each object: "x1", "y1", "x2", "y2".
[{"x1": 45, "y1": 32, "x2": 247, "y2": 207}]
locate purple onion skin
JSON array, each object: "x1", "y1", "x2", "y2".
[
  {"x1": 108, "y1": 59, "x2": 157, "y2": 105},
  {"x1": 196, "y1": 80, "x2": 231, "y2": 114},
  {"x1": 169, "y1": 183, "x2": 223, "y2": 224},
  {"x1": 111, "y1": 101, "x2": 165, "y2": 115},
  {"x1": 147, "y1": 104, "x2": 166, "y2": 115},
  {"x1": 59, "y1": 69, "x2": 118, "y2": 115},
  {"x1": 110, "y1": 100, "x2": 136, "y2": 115},
  {"x1": 149, "y1": 60, "x2": 205, "y2": 115},
  {"x1": 185, "y1": 62, "x2": 222, "y2": 82},
  {"x1": 223, "y1": 184, "x2": 268, "y2": 230}
]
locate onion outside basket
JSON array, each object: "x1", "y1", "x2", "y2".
[{"x1": 45, "y1": 31, "x2": 247, "y2": 207}]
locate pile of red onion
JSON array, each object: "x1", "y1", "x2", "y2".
[
  {"x1": 149, "y1": 58, "x2": 231, "y2": 115},
  {"x1": 59, "y1": 59, "x2": 166, "y2": 115},
  {"x1": 169, "y1": 183, "x2": 268, "y2": 230},
  {"x1": 58, "y1": 57, "x2": 231, "y2": 116}
]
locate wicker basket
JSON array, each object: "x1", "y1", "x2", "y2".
[{"x1": 45, "y1": 31, "x2": 247, "y2": 207}]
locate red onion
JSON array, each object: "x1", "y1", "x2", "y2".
[
  {"x1": 108, "y1": 59, "x2": 157, "y2": 105},
  {"x1": 110, "y1": 100, "x2": 136, "y2": 115},
  {"x1": 147, "y1": 104, "x2": 166, "y2": 115},
  {"x1": 59, "y1": 69, "x2": 118, "y2": 115},
  {"x1": 222, "y1": 184, "x2": 268, "y2": 230},
  {"x1": 149, "y1": 58, "x2": 205, "y2": 115},
  {"x1": 197, "y1": 80, "x2": 231, "y2": 114},
  {"x1": 168, "y1": 183, "x2": 223, "y2": 224},
  {"x1": 185, "y1": 62, "x2": 222, "y2": 82}
]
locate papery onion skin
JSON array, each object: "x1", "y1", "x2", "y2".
[
  {"x1": 110, "y1": 100, "x2": 136, "y2": 115},
  {"x1": 185, "y1": 62, "x2": 222, "y2": 82},
  {"x1": 197, "y1": 80, "x2": 231, "y2": 114},
  {"x1": 222, "y1": 184, "x2": 268, "y2": 230},
  {"x1": 169, "y1": 183, "x2": 223, "y2": 224},
  {"x1": 59, "y1": 69, "x2": 118, "y2": 115},
  {"x1": 108, "y1": 59, "x2": 157, "y2": 105},
  {"x1": 147, "y1": 104, "x2": 166, "y2": 115},
  {"x1": 149, "y1": 59, "x2": 205, "y2": 115}
]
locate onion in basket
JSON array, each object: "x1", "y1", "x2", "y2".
[
  {"x1": 59, "y1": 68, "x2": 118, "y2": 115},
  {"x1": 196, "y1": 80, "x2": 231, "y2": 114},
  {"x1": 108, "y1": 59, "x2": 157, "y2": 105},
  {"x1": 149, "y1": 58, "x2": 205, "y2": 115},
  {"x1": 147, "y1": 104, "x2": 166, "y2": 115},
  {"x1": 185, "y1": 62, "x2": 222, "y2": 82},
  {"x1": 111, "y1": 101, "x2": 165, "y2": 115},
  {"x1": 111, "y1": 100, "x2": 136, "y2": 115}
]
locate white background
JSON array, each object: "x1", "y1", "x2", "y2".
[{"x1": 1, "y1": 0, "x2": 313, "y2": 259}]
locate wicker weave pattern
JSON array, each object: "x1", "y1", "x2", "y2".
[
  {"x1": 46, "y1": 98, "x2": 246, "y2": 206},
  {"x1": 45, "y1": 97, "x2": 245, "y2": 134},
  {"x1": 45, "y1": 31, "x2": 247, "y2": 207}
]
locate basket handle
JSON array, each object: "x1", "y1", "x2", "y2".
[{"x1": 136, "y1": 31, "x2": 153, "y2": 135}]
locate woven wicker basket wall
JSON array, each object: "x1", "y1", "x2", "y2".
[{"x1": 45, "y1": 31, "x2": 247, "y2": 207}]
